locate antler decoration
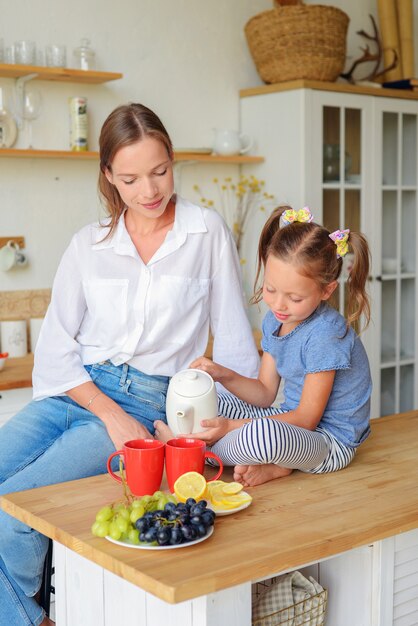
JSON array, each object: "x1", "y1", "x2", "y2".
[{"x1": 340, "y1": 15, "x2": 398, "y2": 84}]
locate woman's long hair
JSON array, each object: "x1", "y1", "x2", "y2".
[{"x1": 98, "y1": 103, "x2": 173, "y2": 237}]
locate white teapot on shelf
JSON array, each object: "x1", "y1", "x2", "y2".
[
  {"x1": 166, "y1": 369, "x2": 218, "y2": 436},
  {"x1": 212, "y1": 128, "x2": 253, "y2": 156}
]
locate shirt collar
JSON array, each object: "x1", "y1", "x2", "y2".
[{"x1": 91, "y1": 195, "x2": 208, "y2": 258}]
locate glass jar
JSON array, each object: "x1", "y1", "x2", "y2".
[{"x1": 73, "y1": 38, "x2": 95, "y2": 71}]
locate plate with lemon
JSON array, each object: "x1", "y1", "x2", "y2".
[{"x1": 174, "y1": 473, "x2": 252, "y2": 516}]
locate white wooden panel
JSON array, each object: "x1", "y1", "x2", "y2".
[
  {"x1": 145, "y1": 593, "x2": 193, "y2": 626},
  {"x1": 192, "y1": 583, "x2": 252, "y2": 626},
  {"x1": 104, "y1": 569, "x2": 146, "y2": 624},
  {"x1": 54, "y1": 542, "x2": 67, "y2": 626},
  {"x1": 376, "y1": 537, "x2": 395, "y2": 626},
  {"x1": 318, "y1": 545, "x2": 373, "y2": 626},
  {"x1": 393, "y1": 529, "x2": 418, "y2": 626},
  {"x1": 64, "y1": 549, "x2": 105, "y2": 626}
]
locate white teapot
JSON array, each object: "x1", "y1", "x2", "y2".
[
  {"x1": 212, "y1": 129, "x2": 253, "y2": 156},
  {"x1": 166, "y1": 369, "x2": 218, "y2": 436}
]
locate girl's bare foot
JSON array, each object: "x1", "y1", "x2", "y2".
[
  {"x1": 233, "y1": 464, "x2": 293, "y2": 487},
  {"x1": 154, "y1": 420, "x2": 174, "y2": 443}
]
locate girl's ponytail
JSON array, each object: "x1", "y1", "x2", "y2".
[{"x1": 345, "y1": 232, "x2": 371, "y2": 329}]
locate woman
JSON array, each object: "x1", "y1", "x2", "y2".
[{"x1": 0, "y1": 103, "x2": 259, "y2": 626}]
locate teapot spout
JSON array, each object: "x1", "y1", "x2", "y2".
[{"x1": 175, "y1": 407, "x2": 194, "y2": 435}]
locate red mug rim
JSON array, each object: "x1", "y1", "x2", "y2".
[
  {"x1": 124, "y1": 438, "x2": 165, "y2": 450},
  {"x1": 166, "y1": 437, "x2": 205, "y2": 449}
]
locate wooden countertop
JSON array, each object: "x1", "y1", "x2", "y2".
[
  {"x1": 0, "y1": 330, "x2": 262, "y2": 391},
  {"x1": 0, "y1": 354, "x2": 33, "y2": 390},
  {"x1": 3, "y1": 411, "x2": 418, "y2": 604}
]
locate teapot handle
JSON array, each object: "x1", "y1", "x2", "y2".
[{"x1": 239, "y1": 133, "x2": 253, "y2": 155}]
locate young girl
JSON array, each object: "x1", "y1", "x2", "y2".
[{"x1": 179, "y1": 205, "x2": 372, "y2": 487}]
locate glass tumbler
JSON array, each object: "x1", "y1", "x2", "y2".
[
  {"x1": 46, "y1": 44, "x2": 66, "y2": 67},
  {"x1": 14, "y1": 40, "x2": 36, "y2": 65}
]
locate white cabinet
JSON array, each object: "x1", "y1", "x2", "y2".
[
  {"x1": 0, "y1": 388, "x2": 33, "y2": 427},
  {"x1": 240, "y1": 82, "x2": 418, "y2": 418}
]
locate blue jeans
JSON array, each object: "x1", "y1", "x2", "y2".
[{"x1": 0, "y1": 362, "x2": 169, "y2": 626}]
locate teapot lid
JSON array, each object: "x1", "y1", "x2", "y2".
[{"x1": 170, "y1": 369, "x2": 213, "y2": 398}]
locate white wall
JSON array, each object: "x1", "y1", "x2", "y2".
[{"x1": 0, "y1": 0, "x2": 416, "y2": 294}]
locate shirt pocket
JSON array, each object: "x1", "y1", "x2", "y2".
[
  {"x1": 82, "y1": 279, "x2": 129, "y2": 347},
  {"x1": 157, "y1": 275, "x2": 210, "y2": 343}
]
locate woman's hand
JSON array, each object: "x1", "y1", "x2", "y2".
[
  {"x1": 66, "y1": 382, "x2": 153, "y2": 450},
  {"x1": 104, "y1": 411, "x2": 153, "y2": 450},
  {"x1": 186, "y1": 416, "x2": 235, "y2": 446},
  {"x1": 189, "y1": 357, "x2": 231, "y2": 383}
]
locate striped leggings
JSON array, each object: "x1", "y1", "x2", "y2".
[{"x1": 211, "y1": 393, "x2": 356, "y2": 474}]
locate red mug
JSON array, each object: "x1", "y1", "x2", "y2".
[
  {"x1": 165, "y1": 437, "x2": 223, "y2": 493},
  {"x1": 107, "y1": 439, "x2": 165, "y2": 497}
]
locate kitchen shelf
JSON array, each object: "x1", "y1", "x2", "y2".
[
  {"x1": 0, "y1": 148, "x2": 264, "y2": 163},
  {"x1": 0, "y1": 63, "x2": 122, "y2": 84}
]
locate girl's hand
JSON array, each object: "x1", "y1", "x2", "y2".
[
  {"x1": 186, "y1": 416, "x2": 233, "y2": 446},
  {"x1": 189, "y1": 357, "x2": 230, "y2": 383}
]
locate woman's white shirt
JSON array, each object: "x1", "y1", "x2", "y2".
[{"x1": 33, "y1": 196, "x2": 259, "y2": 400}]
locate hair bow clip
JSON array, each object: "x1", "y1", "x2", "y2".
[
  {"x1": 282, "y1": 206, "x2": 314, "y2": 226},
  {"x1": 329, "y1": 229, "x2": 350, "y2": 258}
]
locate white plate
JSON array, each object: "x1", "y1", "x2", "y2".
[
  {"x1": 207, "y1": 492, "x2": 252, "y2": 516},
  {"x1": 105, "y1": 525, "x2": 213, "y2": 550}
]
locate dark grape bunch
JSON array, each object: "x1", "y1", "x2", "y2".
[{"x1": 135, "y1": 498, "x2": 215, "y2": 546}]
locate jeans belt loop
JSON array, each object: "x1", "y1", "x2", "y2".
[{"x1": 119, "y1": 363, "x2": 129, "y2": 387}]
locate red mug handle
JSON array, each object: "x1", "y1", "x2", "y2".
[
  {"x1": 204, "y1": 451, "x2": 223, "y2": 482},
  {"x1": 107, "y1": 450, "x2": 124, "y2": 484}
]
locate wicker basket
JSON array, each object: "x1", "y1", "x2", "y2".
[
  {"x1": 245, "y1": 5, "x2": 349, "y2": 84},
  {"x1": 252, "y1": 587, "x2": 328, "y2": 626}
]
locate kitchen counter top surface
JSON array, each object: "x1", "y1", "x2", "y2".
[
  {"x1": 0, "y1": 354, "x2": 33, "y2": 390},
  {"x1": 3, "y1": 411, "x2": 418, "y2": 604}
]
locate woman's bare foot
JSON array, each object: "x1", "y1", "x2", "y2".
[
  {"x1": 154, "y1": 420, "x2": 174, "y2": 443},
  {"x1": 233, "y1": 464, "x2": 293, "y2": 487}
]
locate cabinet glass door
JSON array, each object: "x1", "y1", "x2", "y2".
[
  {"x1": 322, "y1": 105, "x2": 362, "y2": 323},
  {"x1": 380, "y1": 110, "x2": 417, "y2": 415}
]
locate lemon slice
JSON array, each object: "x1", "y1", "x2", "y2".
[
  {"x1": 209, "y1": 486, "x2": 229, "y2": 508},
  {"x1": 174, "y1": 472, "x2": 207, "y2": 503},
  {"x1": 222, "y1": 492, "x2": 253, "y2": 508},
  {"x1": 221, "y1": 481, "x2": 244, "y2": 495}
]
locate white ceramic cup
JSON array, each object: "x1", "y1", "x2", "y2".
[
  {"x1": 1, "y1": 320, "x2": 28, "y2": 357},
  {"x1": 0, "y1": 241, "x2": 27, "y2": 271}
]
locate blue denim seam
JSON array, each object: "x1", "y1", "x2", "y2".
[{"x1": 0, "y1": 564, "x2": 37, "y2": 626}]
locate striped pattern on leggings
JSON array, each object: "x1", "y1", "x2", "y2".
[{"x1": 211, "y1": 392, "x2": 355, "y2": 474}]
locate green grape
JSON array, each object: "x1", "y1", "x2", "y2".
[
  {"x1": 109, "y1": 521, "x2": 122, "y2": 541},
  {"x1": 94, "y1": 521, "x2": 110, "y2": 537},
  {"x1": 128, "y1": 528, "x2": 140, "y2": 545},
  {"x1": 166, "y1": 494, "x2": 177, "y2": 505},
  {"x1": 131, "y1": 499, "x2": 144, "y2": 509},
  {"x1": 116, "y1": 507, "x2": 131, "y2": 521},
  {"x1": 91, "y1": 521, "x2": 102, "y2": 536},
  {"x1": 130, "y1": 505, "x2": 145, "y2": 524},
  {"x1": 95, "y1": 505, "x2": 113, "y2": 522},
  {"x1": 157, "y1": 494, "x2": 168, "y2": 510},
  {"x1": 115, "y1": 516, "x2": 129, "y2": 533}
]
